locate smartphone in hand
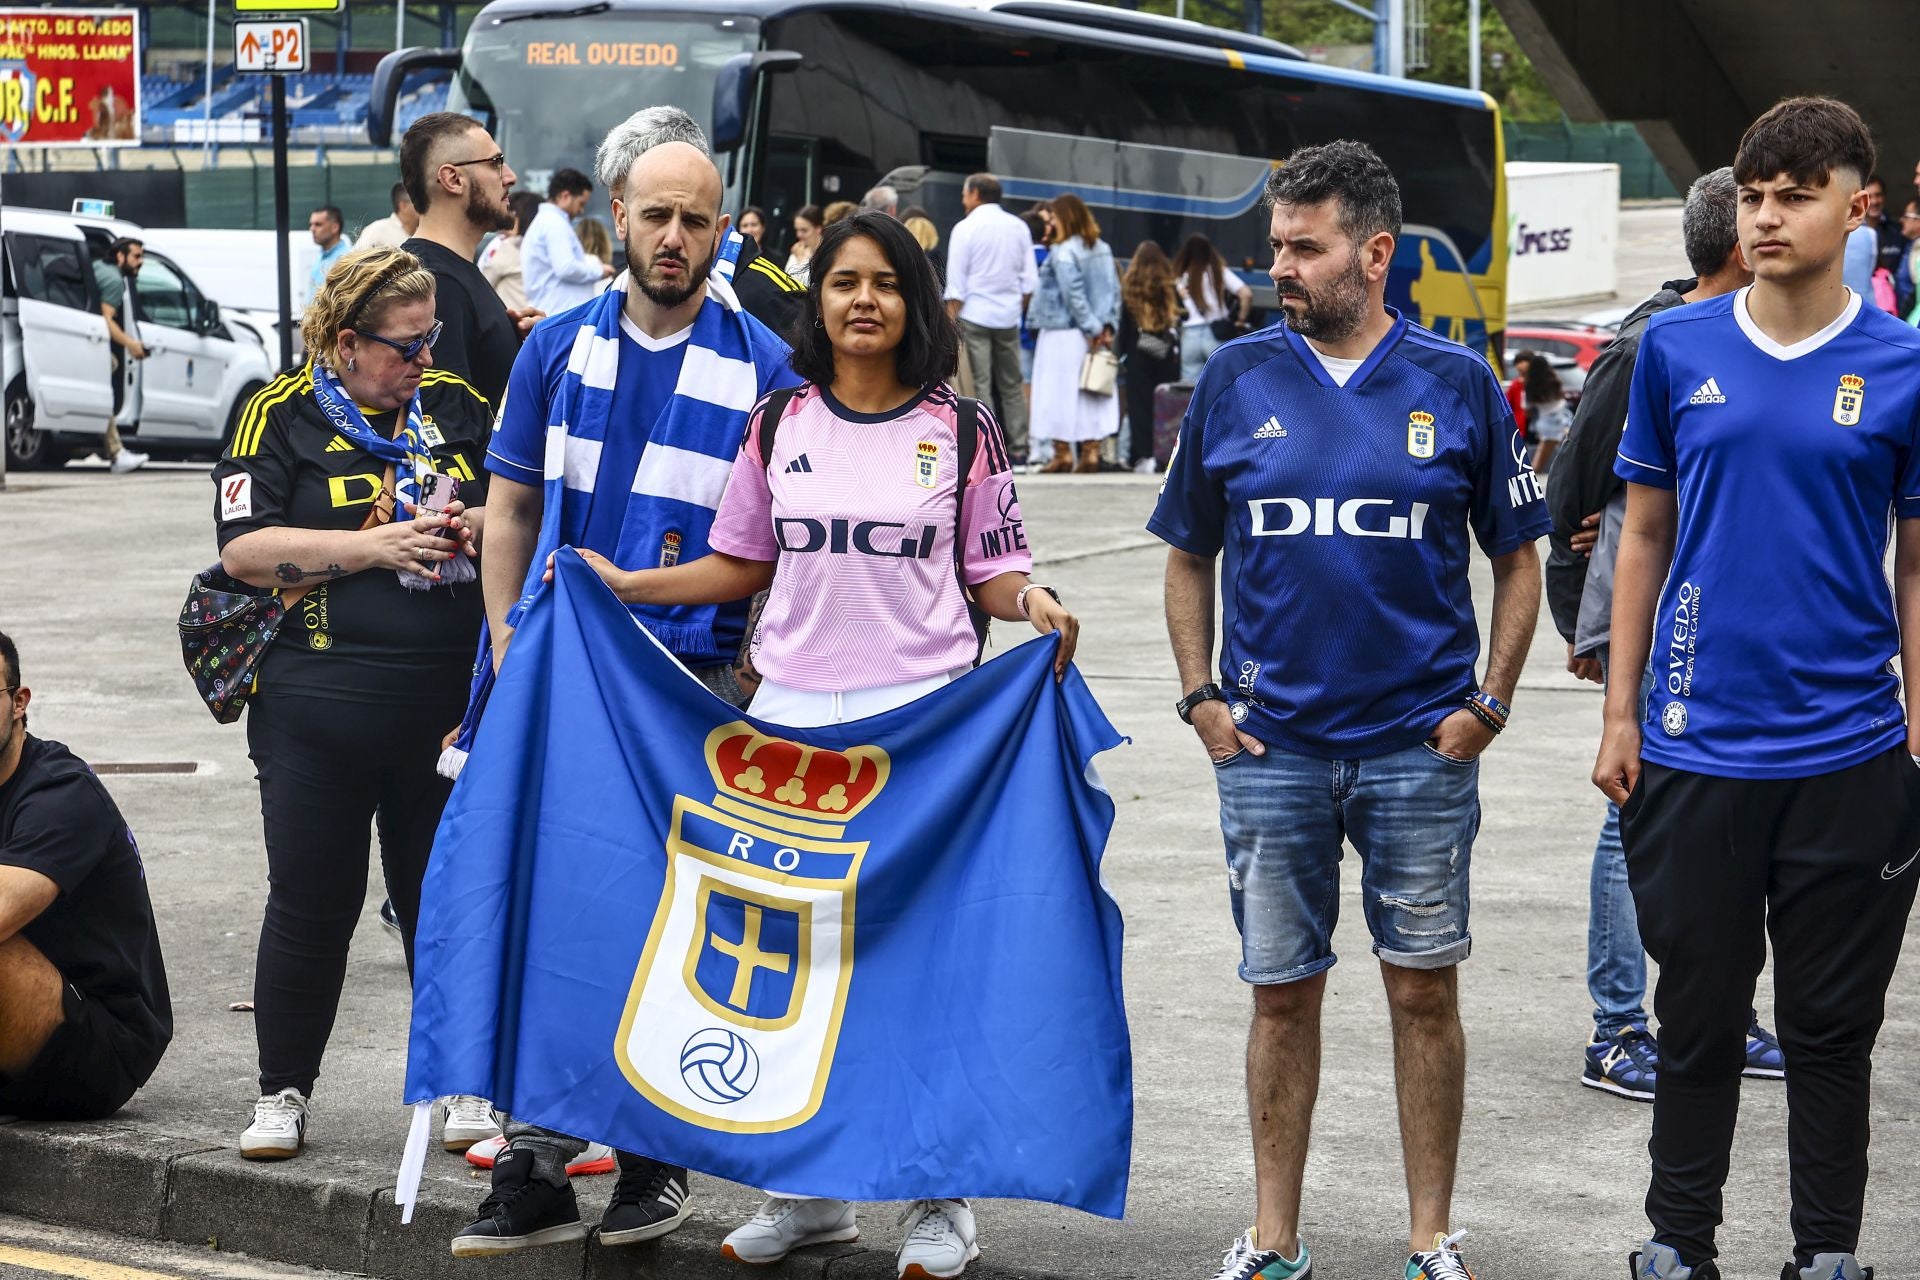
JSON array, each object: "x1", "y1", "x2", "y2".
[{"x1": 418, "y1": 471, "x2": 464, "y2": 543}]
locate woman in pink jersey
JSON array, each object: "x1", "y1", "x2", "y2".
[{"x1": 560, "y1": 211, "x2": 1077, "y2": 1279}]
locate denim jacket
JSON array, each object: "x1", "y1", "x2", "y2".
[{"x1": 1027, "y1": 236, "x2": 1121, "y2": 338}]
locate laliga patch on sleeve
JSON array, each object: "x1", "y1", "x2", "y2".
[{"x1": 220, "y1": 473, "x2": 254, "y2": 520}]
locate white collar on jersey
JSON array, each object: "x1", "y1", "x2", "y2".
[{"x1": 1732, "y1": 284, "x2": 1861, "y2": 361}]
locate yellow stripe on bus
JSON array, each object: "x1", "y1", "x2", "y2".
[{"x1": 1221, "y1": 48, "x2": 1246, "y2": 69}]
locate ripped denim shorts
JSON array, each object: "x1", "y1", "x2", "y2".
[{"x1": 1211, "y1": 739, "x2": 1480, "y2": 984}]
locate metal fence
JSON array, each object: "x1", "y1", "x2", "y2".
[{"x1": 1504, "y1": 119, "x2": 1680, "y2": 201}]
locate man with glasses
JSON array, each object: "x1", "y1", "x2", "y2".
[
  {"x1": 0, "y1": 629, "x2": 173, "y2": 1122},
  {"x1": 399, "y1": 113, "x2": 540, "y2": 405}
]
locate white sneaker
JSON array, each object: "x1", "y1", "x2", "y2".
[
  {"x1": 1132, "y1": 457, "x2": 1158, "y2": 474},
  {"x1": 109, "y1": 448, "x2": 148, "y2": 474},
  {"x1": 464, "y1": 1134, "x2": 616, "y2": 1176},
  {"x1": 441, "y1": 1095, "x2": 502, "y2": 1151},
  {"x1": 240, "y1": 1088, "x2": 309, "y2": 1160},
  {"x1": 721, "y1": 1196, "x2": 858, "y2": 1264},
  {"x1": 896, "y1": 1199, "x2": 978, "y2": 1278}
]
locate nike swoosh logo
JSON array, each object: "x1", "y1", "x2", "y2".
[{"x1": 1882, "y1": 847, "x2": 1920, "y2": 880}]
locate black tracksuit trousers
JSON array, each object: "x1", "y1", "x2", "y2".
[{"x1": 1620, "y1": 744, "x2": 1920, "y2": 1269}]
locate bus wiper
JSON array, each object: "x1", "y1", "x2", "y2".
[{"x1": 497, "y1": 1, "x2": 611, "y2": 24}]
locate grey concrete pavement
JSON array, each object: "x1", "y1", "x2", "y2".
[{"x1": 0, "y1": 461, "x2": 1917, "y2": 1279}]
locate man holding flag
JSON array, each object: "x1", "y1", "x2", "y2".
[{"x1": 451, "y1": 104, "x2": 797, "y2": 1256}]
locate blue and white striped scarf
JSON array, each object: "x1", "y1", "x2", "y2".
[
  {"x1": 439, "y1": 251, "x2": 769, "y2": 777},
  {"x1": 310, "y1": 360, "x2": 473, "y2": 590}
]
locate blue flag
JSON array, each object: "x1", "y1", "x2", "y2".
[{"x1": 405, "y1": 551, "x2": 1132, "y2": 1217}]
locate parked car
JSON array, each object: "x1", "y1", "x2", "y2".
[
  {"x1": 1504, "y1": 322, "x2": 1613, "y2": 370},
  {"x1": 3, "y1": 205, "x2": 274, "y2": 470}
]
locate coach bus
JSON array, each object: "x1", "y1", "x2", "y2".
[{"x1": 371, "y1": 0, "x2": 1508, "y2": 354}]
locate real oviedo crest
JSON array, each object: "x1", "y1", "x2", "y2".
[
  {"x1": 915, "y1": 441, "x2": 939, "y2": 489},
  {"x1": 1833, "y1": 374, "x2": 1865, "y2": 427},
  {"x1": 1407, "y1": 411, "x2": 1436, "y2": 460},
  {"x1": 615, "y1": 723, "x2": 891, "y2": 1132}
]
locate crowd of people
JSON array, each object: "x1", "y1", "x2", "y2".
[{"x1": 5, "y1": 85, "x2": 1919, "y2": 1280}]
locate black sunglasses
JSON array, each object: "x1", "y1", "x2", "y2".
[
  {"x1": 352, "y1": 319, "x2": 444, "y2": 362},
  {"x1": 448, "y1": 152, "x2": 506, "y2": 171}
]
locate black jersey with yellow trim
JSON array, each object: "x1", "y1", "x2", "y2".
[
  {"x1": 212, "y1": 365, "x2": 494, "y2": 704},
  {"x1": 732, "y1": 235, "x2": 804, "y2": 338}
]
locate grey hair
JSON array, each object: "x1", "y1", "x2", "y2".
[
  {"x1": 1682, "y1": 166, "x2": 1739, "y2": 278},
  {"x1": 860, "y1": 184, "x2": 899, "y2": 212},
  {"x1": 594, "y1": 106, "x2": 711, "y2": 194}
]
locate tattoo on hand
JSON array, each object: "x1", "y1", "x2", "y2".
[{"x1": 274, "y1": 563, "x2": 347, "y2": 584}]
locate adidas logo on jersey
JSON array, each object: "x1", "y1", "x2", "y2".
[
  {"x1": 784, "y1": 453, "x2": 815, "y2": 474},
  {"x1": 1253, "y1": 416, "x2": 1288, "y2": 439},
  {"x1": 1689, "y1": 377, "x2": 1727, "y2": 405}
]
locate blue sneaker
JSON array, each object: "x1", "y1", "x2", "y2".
[
  {"x1": 1208, "y1": 1230, "x2": 1311, "y2": 1279},
  {"x1": 1781, "y1": 1253, "x2": 1871, "y2": 1280},
  {"x1": 1745, "y1": 1021, "x2": 1786, "y2": 1079},
  {"x1": 1583, "y1": 1024, "x2": 1659, "y2": 1102},
  {"x1": 1630, "y1": 1242, "x2": 1720, "y2": 1279}
]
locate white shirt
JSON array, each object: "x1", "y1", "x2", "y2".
[
  {"x1": 943, "y1": 202, "x2": 1039, "y2": 330},
  {"x1": 356, "y1": 215, "x2": 411, "y2": 251},
  {"x1": 522, "y1": 202, "x2": 605, "y2": 314},
  {"x1": 1179, "y1": 273, "x2": 1230, "y2": 326},
  {"x1": 1304, "y1": 341, "x2": 1366, "y2": 387}
]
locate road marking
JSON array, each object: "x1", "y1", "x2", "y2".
[{"x1": 0, "y1": 1244, "x2": 184, "y2": 1279}]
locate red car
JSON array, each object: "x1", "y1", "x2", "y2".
[{"x1": 1504, "y1": 324, "x2": 1613, "y2": 370}]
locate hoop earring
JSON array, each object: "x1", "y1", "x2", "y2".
[
  {"x1": 812, "y1": 316, "x2": 824, "y2": 328},
  {"x1": 346, "y1": 356, "x2": 356, "y2": 372}
]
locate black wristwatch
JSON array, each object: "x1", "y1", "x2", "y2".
[{"x1": 1177, "y1": 682, "x2": 1226, "y2": 724}]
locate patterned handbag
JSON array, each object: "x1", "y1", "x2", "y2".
[{"x1": 177, "y1": 566, "x2": 307, "y2": 724}]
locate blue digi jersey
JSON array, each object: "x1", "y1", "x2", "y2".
[
  {"x1": 1149, "y1": 309, "x2": 1549, "y2": 758},
  {"x1": 1616, "y1": 289, "x2": 1920, "y2": 779}
]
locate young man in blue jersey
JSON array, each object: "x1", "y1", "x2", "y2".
[
  {"x1": 1546, "y1": 169, "x2": 1782, "y2": 1105},
  {"x1": 1596, "y1": 97, "x2": 1920, "y2": 1280},
  {"x1": 1152, "y1": 141, "x2": 1547, "y2": 1280}
]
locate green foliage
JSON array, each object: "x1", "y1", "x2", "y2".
[{"x1": 1099, "y1": 0, "x2": 1563, "y2": 123}]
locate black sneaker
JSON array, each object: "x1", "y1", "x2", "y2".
[
  {"x1": 1628, "y1": 1242, "x2": 1720, "y2": 1280},
  {"x1": 598, "y1": 1151, "x2": 692, "y2": 1247},
  {"x1": 450, "y1": 1146, "x2": 589, "y2": 1257},
  {"x1": 379, "y1": 897, "x2": 403, "y2": 942},
  {"x1": 1781, "y1": 1255, "x2": 1872, "y2": 1280}
]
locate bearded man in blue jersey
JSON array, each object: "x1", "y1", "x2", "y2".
[
  {"x1": 1152, "y1": 141, "x2": 1547, "y2": 1280},
  {"x1": 1596, "y1": 97, "x2": 1920, "y2": 1280}
]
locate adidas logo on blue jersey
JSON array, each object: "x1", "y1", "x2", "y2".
[
  {"x1": 1689, "y1": 377, "x2": 1727, "y2": 405},
  {"x1": 1253, "y1": 416, "x2": 1288, "y2": 439}
]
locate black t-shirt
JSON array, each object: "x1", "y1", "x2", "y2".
[
  {"x1": 212, "y1": 365, "x2": 494, "y2": 704},
  {"x1": 406, "y1": 236, "x2": 519, "y2": 406},
  {"x1": 0, "y1": 736, "x2": 172, "y2": 1083}
]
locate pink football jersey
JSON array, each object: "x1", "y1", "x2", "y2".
[{"x1": 709, "y1": 382, "x2": 1033, "y2": 691}]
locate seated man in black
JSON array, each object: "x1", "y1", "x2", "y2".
[{"x1": 0, "y1": 631, "x2": 171, "y2": 1120}]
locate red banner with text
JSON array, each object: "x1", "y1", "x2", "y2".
[{"x1": 0, "y1": 8, "x2": 140, "y2": 147}]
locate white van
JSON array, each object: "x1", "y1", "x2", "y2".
[{"x1": 3, "y1": 206, "x2": 276, "y2": 470}]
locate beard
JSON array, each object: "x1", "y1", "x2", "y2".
[
  {"x1": 627, "y1": 233, "x2": 716, "y2": 307},
  {"x1": 1275, "y1": 249, "x2": 1370, "y2": 342},
  {"x1": 463, "y1": 183, "x2": 514, "y2": 235}
]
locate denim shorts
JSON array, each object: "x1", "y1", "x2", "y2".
[{"x1": 1213, "y1": 740, "x2": 1481, "y2": 984}]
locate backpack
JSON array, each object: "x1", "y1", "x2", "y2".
[{"x1": 753, "y1": 386, "x2": 991, "y2": 664}]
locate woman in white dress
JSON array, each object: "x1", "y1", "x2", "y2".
[{"x1": 1025, "y1": 194, "x2": 1121, "y2": 474}]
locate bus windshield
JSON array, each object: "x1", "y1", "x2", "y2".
[{"x1": 453, "y1": 12, "x2": 758, "y2": 181}]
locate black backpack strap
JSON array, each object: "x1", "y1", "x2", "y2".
[
  {"x1": 755, "y1": 385, "x2": 805, "y2": 471},
  {"x1": 954, "y1": 396, "x2": 990, "y2": 665}
]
